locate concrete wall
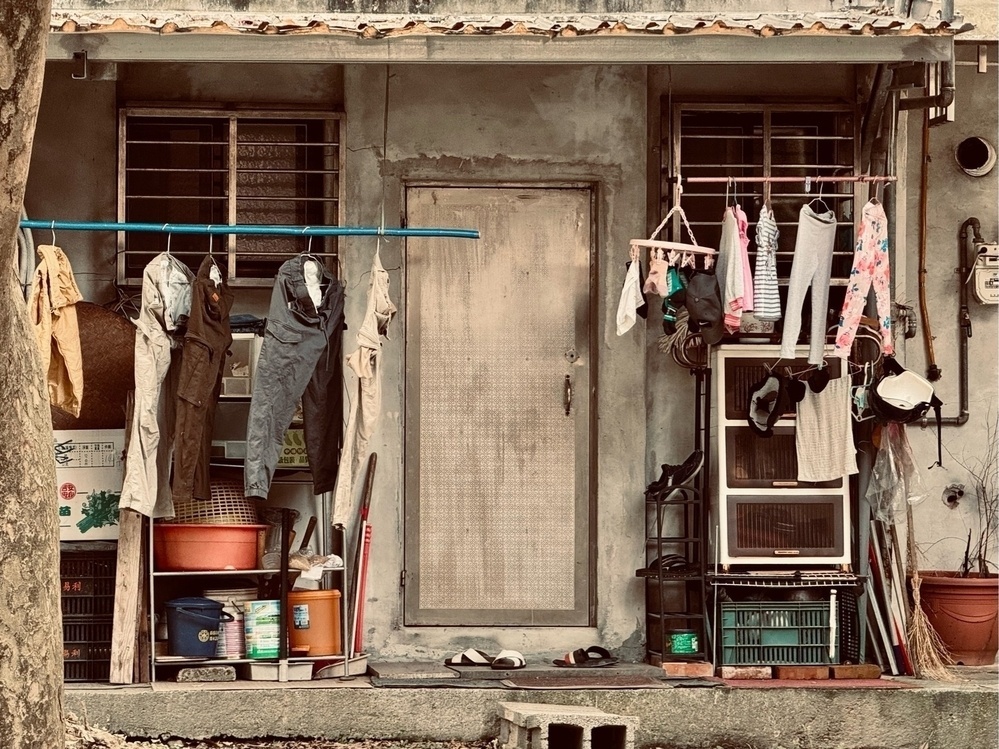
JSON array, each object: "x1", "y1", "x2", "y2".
[
  {"x1": 900, "y1": 43, "x2": 999, "y2": 573},
  {"x1": 342, "y1": 64, "x2": 649, "y2": 662}
]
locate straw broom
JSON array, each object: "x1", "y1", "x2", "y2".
[{"x1": 905, "y1": 502, "x2": 956, "y2": 680}]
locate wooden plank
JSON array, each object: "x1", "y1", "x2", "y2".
[
  {"x1": 45, "y1": 32, "x2": 953, "y2": 65},
  {"x1": 109, "y1": 508, "x2": 143, "y2": 684}
]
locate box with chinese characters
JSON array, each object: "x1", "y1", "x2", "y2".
[{"x1": 54, "y1": 430, "x2": 125, "y2": 541}]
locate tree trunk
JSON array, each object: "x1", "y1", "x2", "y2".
[{"x1": 0, "y1": 0, "x2": 63, "y2": 747}]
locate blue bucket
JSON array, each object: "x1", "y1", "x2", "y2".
[{"x1": 165, "y1": 597, "x2": 233, "y2": 657}]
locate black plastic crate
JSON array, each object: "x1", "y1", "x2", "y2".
[
  {"x1": 721, "y1": 601, "x2": 839, "y2": 666},
  {"x1": 60, "y1": 549, "x2": 117, "y2": 618},
  {"x1": 63, "y1": 618, "x2": 113, "y2": 682}
]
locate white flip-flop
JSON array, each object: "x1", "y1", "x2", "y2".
[
  {"x1": 491, "y1": 649, "x2": 526, "y2": 670},
  {"x1": 444, "y1": 648, "x2": 494, "y2": 667}
]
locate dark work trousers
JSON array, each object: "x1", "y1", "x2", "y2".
[
  {"x1": 172, "y1": 256, "x2": 234, "y2": 501},
  {"x1": 244, "y1": 256, "x2": 345, "y2": 500}
]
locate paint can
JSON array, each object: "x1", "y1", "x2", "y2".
[
  {"x1": 243, "y1": 600, "x2": 281, "y2": 659},
  {"x1": 668, "y1": 629, "x2": 699, "y2": 655}
]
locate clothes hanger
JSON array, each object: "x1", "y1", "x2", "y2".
[
  {"x1": 162, "y1": 224, "x2": 173, "y2": 255},
  {"x1": 50, "y1": 221, "x2": 56, "y2": 246},
  {"x1": 206, "y1": 227, "x2": 222, "y2": 283},
  {"x1": 806, "y1": 177, "x2": 831, "y2": 215}
]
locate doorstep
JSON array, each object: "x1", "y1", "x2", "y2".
[{"x1": 63, "y1": 665, "x2": 997, "y2": 749}]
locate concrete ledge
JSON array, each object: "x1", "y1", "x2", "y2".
[{"x1": 65, "y1": 674, "x2": 999, "y2": 749}]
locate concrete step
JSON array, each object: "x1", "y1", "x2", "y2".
[{"x1": 498, "y1": 701, "x2": 639, "y2": 749}]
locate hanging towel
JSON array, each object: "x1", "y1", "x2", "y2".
[
  {"x1": 332, "y1": 250, "x2": 398, "y2": 527},
  {"x1": 795, "y1": 374, "x2": 858, "y2": 482},
  {"x1": 716, "y1": 207, "x2": 745, "y2": 333},
  {"x1": 616, "y1": 251, "x2": 644, "y2": 335},
  {"x1": 28, "y1": 244, "x2": 84, "y2": 418},
  {"x1": 753, "y1": 205, "x2": 782, "y2": 321}
]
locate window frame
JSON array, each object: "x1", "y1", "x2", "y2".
[{"x1": 117, "y1": 106, "x2": 344, "y2": 287}]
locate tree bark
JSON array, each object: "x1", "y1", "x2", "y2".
[{"x1": 0, "y1": 0, "x2": 63, "y2": 747}]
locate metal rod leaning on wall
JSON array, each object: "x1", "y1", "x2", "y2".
[{"x1": 19, "y1": 220, "x2": 480, "y2": 239}]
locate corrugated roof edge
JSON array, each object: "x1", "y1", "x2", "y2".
[{"x1": 48, "y1": 11, "x2": 973, "y2": 37}]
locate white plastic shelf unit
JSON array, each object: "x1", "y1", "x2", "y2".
[{"x1": 713, "y1": 344, "x2": 851, "y2": 570}]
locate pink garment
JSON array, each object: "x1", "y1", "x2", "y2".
[
  {"x1": 717, "y1": 208, "x2": 742, "y2": 333},
  {"x1": 834, "y1": 200, "x2": 894, "y2": 358},
  {"x1": 735, "y1": 205, "x2": 754, "y2": 312}
]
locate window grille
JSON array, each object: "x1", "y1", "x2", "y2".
[
  {"x1": 118, "y1": 107, "x2": 343, "y2": 285},
  {"x1": 662, "y1": 102, "x2": 860, "y2": 331}
]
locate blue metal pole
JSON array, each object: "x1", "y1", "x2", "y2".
[{"x1": 19, "y1": 220, "x2": 479, "y2": 239}]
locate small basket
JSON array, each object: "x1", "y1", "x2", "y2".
[{"x1": 164, "y1": 479, "x2": 259, "y2": 526}]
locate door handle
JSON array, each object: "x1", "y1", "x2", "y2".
[{"x1": 564, "y1": 375, "x2": 572, "y2": 416}]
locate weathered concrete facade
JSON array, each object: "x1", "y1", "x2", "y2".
[{"x1": 23, "y1": 0, "x2": 998, "y2": 676}]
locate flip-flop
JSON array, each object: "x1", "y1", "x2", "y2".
[
  {"x1": 552, "y1": 645, "x2": 619, "y2": 668},
  {"x1": 444, "y1": 648, "x2": 494, "y2": 667},
  {"x1": 491, "y1": 650, "x2": 526, "y2": 670}
]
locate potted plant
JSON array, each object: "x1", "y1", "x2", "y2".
[{"x1": 919, "y1": 414, "x2": 999, "y2": 666}]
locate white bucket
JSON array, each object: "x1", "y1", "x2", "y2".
[{"x1": 204, "y1": 587, "x2": 257, "y2": 659}]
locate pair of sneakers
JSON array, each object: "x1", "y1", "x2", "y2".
[{"x1": 645, "y1": 448, "x2": 704, "y2": 495}]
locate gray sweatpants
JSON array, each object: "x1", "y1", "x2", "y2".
[
  {"x1": 780, "y1": 204, "x2": 838, "y2": 365},
  {"x1": 244, "y1": 256, "x2": 345, "y2": 500}
]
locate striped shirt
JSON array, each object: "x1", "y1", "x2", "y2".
[{"x1": 753, "y1": 205, "x2": 782, "y2": 321}]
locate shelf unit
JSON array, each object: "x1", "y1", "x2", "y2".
[
  {"x1": 636, "y1": 367, "x2": 711, "y2": 665},
  {"x1": 713, "y1": 344, "x2": 851, "y2": 569},
  {"x1": 148, "y1": 479, "x2": 352, "y2": 683}
]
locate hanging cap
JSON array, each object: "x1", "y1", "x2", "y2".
[
  {"x1": 684, "y1": 272, "x2": 724, "y2": 345},
  {"x1": 747, "y1": 373, "x2": 786, "y2": 438}
]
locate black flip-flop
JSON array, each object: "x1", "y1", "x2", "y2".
[{"x1": 552, "y1": 645, "x2": 619, "y2": 668}]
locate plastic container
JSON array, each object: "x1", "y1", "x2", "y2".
[
  {"x1": 165, "y1": 597, "x2": 233, "y2": 657},
  {"x1": 204, "y1": 586, "x2": 258, "y2": 658},
  {"x1": 63, "y1": 617, "x2": 113, "y2": 682},
  {"x1": 244, "y1": 600, "x2": 281, "y2": 659},
  {"x1": 287, "y1": 590, "x2": 342, "y2": 656},
  {"x1": 154, "y1": 524, "x2": 267, "y2": 571},
  {"x1": 720, "y1": 601, "x2": 838, "y2": 666},
  {"x1": 60, "y1": 548, "x2": 117, "y2": 618}
]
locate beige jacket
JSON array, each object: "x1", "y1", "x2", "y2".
[{"x1": 28, "y1": 244, "x2": 84, "y2": 417}]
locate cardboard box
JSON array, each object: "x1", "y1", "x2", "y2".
[
  {"x1": 54, "y1": 430, "x2": 125, "y2": 541},
  {"x1": 277, "y1": 429, "x2": 309, "y2": 468}
]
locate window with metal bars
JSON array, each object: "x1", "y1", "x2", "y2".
[
  {"x1": 118, "y1": 107, "x2": 343, "y2": 286},
  {"x1": 661, "y1": 102, "x2": 861, "y2": 337}
]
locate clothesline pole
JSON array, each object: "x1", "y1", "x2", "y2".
[{"x1": 19, "y1": 220, "x2": 479, "y2": 239}]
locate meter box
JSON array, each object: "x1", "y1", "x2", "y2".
[{"x1": 972, "y1": 243, "x2": 999, "y2": 305}]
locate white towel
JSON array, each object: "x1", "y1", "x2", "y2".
[
  {"x1": 616, "y1": 257, "x2": 644, "y2": 335},
  {"x1": 796, "y1": 375, "x2": 858, "y2": 482}
]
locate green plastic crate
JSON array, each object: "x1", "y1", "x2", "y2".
[{"x1": 721, "y1": 601, "x2": 839, "y2": 666}]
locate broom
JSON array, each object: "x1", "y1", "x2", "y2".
[{"x1": 905, "y1": 502, "x2": 956, "y2": 680}]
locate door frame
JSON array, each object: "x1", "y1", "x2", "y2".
[{"x1": 400, "y1": 181, "x2": 599, "y2": 627}]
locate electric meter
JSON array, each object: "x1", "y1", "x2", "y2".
[{"x1": 972, "y1": 243, "x2": 999, "y2": 305}]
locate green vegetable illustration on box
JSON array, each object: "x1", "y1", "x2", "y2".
[{"x1": 76, "y1": 490, "x2": 121, "y2": 533}]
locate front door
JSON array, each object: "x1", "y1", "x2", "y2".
[{"x1": 403, "y1": 186, "x2": 593, "y2": 626}]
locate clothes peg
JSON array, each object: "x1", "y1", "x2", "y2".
[{"x1": 805, "y1": 176, "x2": 812, "y2": 194}]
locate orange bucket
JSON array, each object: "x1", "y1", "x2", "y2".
[
  {"x1": 154, "y1": 524, "x2": 268, "y2": 571},
  {"x1": 287, "y1": 590, "x2": 342, "y2": 656}
]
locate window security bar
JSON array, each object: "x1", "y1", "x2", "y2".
[{"x1": 19, "y1": 220, "x2": 479, "y2": 239}]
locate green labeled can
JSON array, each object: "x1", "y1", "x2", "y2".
[
  {"x1": 243, "y1": 600, "x2": 281, "y2": 659},
  {"x1": 669, "y1": 629, "x2": 698, "y2": 655}
]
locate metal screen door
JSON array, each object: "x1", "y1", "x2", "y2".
[{"x1": 404, "y1": 186, "x2": 592, "y2": 626}]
